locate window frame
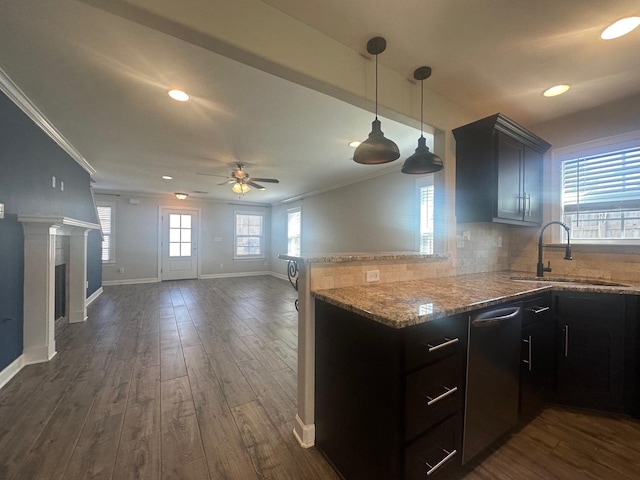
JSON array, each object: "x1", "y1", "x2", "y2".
[
  {"x1": 286, "y1": 206, "x2": 302, "y2": 256},
  {"x1": 233, "y1": 210, "x2": 266, "y2": 260},
  {"x1": 96, "y1": 201, "x2": 115, "y2": 264},
  {"x1": 551, "y1": 129, "x2": 640, "y2": 245},
  {"x1": 417, "y1": 175, "x2": 435, "y2": 254}
]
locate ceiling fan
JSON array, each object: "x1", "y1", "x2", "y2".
[{"x1": 198, "y1": 163, "x2": 280, "y2": 192}]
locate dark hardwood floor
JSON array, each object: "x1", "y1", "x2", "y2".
[{"x1": 0, "y1": 276, "x2": 638, "y2": 479}]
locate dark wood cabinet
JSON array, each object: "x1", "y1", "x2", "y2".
[
  {"x1": 315, "y1": 300, "x2": 467, "y2": 480},
  {"x1": 519, "y1": 293, "x2": 554, "y2": 418},
  {"x1": 453, "y1": 113, "x2": 550, "y2": 226},
  {"x1": 553, "y1": 292, "x2": 626, "y2": 412}
]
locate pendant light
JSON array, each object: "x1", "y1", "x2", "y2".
[
  {"x1": 353, "y1": 37, "x2": 400, "y2": 165},
  {"x1": 232, "y1": 182, "x2": 251, "y2": 194},
  {"x1": 401, "y1": 66, "x2": 443, "y2": 174}
]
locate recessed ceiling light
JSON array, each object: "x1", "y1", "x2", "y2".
[
  {"x1": 543, "y1": 85, "x2": 570, "y2": 97},
  {"x1": 175, "y1": 193, "x2": 188, "y2": 200},
  {"x1": 162, "y1": 175, "x2": 173, "y2": 180},
  {"x1": 168, "y1": 89, "x2": 190, "y2": 101},
  {"x1": 601, "y1": 17, "x2": 640, "y2": 40},
  {"x1": 349, "y1": 141, "x2": 361, "y2": 148}
]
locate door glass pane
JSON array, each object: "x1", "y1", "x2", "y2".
[{"x1": 168, "y1": 213, "x2": 193, "y2": 257}]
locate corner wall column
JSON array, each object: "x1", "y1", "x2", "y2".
[
  {"x1": 293, "y1": 262, "x2": 315, "y2": 447},
  {"x1": 68, "y1": 230, "x2": 88, "y2": 323},
  {"x1": 21, "y1": 223, "x2": 58, "y2": 363}
]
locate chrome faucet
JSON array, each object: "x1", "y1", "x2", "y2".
[{"x1": 537, "y1": 221, "x2": 572, "y2": 277}]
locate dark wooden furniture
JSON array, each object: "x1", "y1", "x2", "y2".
[
  {"x1": 519, "y1": 293, "x2": 554, "y2": 418},
  {"x1": 315, "y1": 300, "x2": 467, "y2": 480},
  {"x1": 553, "y1": 291, "x2": 627, "y2": 412},
  {"x1": 453, "y1": 113, "x2": 551, "y2": 226}
]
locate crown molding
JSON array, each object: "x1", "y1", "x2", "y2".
[{"x1": 0, "y1": 67, "x2": 95, "y2": 175}]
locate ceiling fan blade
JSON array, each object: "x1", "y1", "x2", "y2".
[
  {"x1": 198, "y1": 172, "x2": 231, "y2": 179},
  {"x1": 247, "y1": 181, "x2": 266, "y2": 190},
  {"x1": 218, "y1": 180, "x2": 234, "y2": 186},
  {"x1": 249, "y1": 177, "x2": 279, "y2": 183}
]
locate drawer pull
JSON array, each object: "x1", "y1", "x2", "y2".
[
  {"x1": 425, "y1": 448, "x2": 457, "y2": 476},
  {"x1": 426, "y1": 386, "x2": 458, "y2": 406},
  {"x1": 426, "y1": 337, "x2": 459, "y2": 352},
  {"x1": 526, "y1": 306, "x2": 550, "y2": 314}
]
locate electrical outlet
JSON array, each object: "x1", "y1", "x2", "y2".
[
  {"x1": 365, "y1": 270, "x2": 380, "y2": 282},
  {"x1": 118, "y1": 267, "x2": 124, "y2": 273},
  {"x1": 60, "y1": 181, "x2": 64, "y2": 191},
  {"x1": 52, "y1": 176, "x2": 56, "y2": 188}
]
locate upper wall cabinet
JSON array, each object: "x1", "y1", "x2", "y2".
[{"x1": 453, "y1": 113, "x2": 551, "y2": 226}]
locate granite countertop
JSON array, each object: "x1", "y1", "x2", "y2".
[
  {"x1": 313, "y1": 271, "x2": 640, "y2": 329},
  {"x1": 278, "y1": 251, "x2": 449, "y2": 264}
]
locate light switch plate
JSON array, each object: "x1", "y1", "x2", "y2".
[{"x1": 0, "y1": 203, "x2": 4, "y2": 219}]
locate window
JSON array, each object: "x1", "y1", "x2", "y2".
[
  {"x1": 287, "y1": 207, "x2": 301, "y2": 256},
  {"x1": 96, "y1": 202, "x2": 114, "y2": 263},
  {"x1": 234, "y1": 211, "x2": 265, "y2": 258},
  {"x1": 561, "y1": 145, "x2": 640, "y2": 241},
  {"x1": 169, "y1": 213, "x2": 192, "y2": 257},
  {"x1": 418, "y1": 177, "x2": 435, "y2": 254}
]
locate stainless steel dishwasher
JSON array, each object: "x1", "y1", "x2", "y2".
[{"x1": 463, "y1": 304, "x2": 522, "y2": 464}]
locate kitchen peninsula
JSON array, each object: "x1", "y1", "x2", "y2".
[{"x1": 280, "y1": 252, "x2": 640, "y2": 479}]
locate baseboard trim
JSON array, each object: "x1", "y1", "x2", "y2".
[
  {"x1": 270, "y1": 272, "x2": 289, "y2": 281},
  {"x1": 102, "y1": 278, "x2": 160, "y2": 286},
  {"x1": 293, "y1": 414, "x2": 315, "y2": 448},
  {"x1": 85, "y1": 287, "x2": 103, "y2": 306},
  {"x1": 0, "y1": 355, "x2": 25, "y2": 391},
  {"x1": 199, "y1": 271, "x2": 271, "y2": 279}
]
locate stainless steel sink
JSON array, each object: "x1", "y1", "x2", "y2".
[{"x1": 510, "y1": 276, "x2": 628, "y2": 287}]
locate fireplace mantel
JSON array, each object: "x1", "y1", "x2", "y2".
[{"x1": 18, "y1": 215, "x2": 100, "y2": 363}]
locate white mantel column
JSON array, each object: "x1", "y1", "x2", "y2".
[
  {"x1": 67, "y1": 230, "x2": 89, "y2": 323},
  {"x1": 21, "y1": 223, "x2": 58, "y2": 363}
]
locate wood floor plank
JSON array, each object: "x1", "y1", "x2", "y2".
[
  {"x1": 239, "y1": 334, "x2": 288, "y2": 372},
  {"x1": 63, "y1": 413, "x2": 124, "y2": 480},
  {"x1": 231, "y1": 400, "x2": 301, "y2": 480},
  {"x1": 112, "y1": 434, "x2": 161, "y2": 480},
  {"x1": 121, "y1": 365, "x2": 161, "y2": 443},
  {"x1": 160, "y1": 343, "x2": 187, "y2": 382},
  {"x1": 208, "y1": 352, "x2": 256, "y2": 408},
  {"x1": 160, "y1": 376, "x2": 205, "y2": 470},
  {"x1": 237, "y1": 359, "x2": 296, "y2": 427}
]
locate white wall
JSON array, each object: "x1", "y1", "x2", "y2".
[
  {"x1": 96, "y1": 193, "x2": 271, "y2": 283},
  {"x1": 270, "y1": 168, "x2": 441, "y2": 277}
]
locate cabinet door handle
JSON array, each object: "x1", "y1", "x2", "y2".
[
  {"x1": 425, "y1": 448, "x2": 457, "y2": 476},
  {"x1": 426, "y1": 337, "x2": 459, "y2": 352},
  {"x1": 564, "y1": 325, "x2": 569, "y2": 358},
  {"x1": 426, "y1": 386, "x2": 458, "y2": 406},
  {"x1": 522, "y1": 335, "x2": 532, "y2": 371},
  {"x1": 526, "y1": 306, "x2": 549, "y2": 314}
]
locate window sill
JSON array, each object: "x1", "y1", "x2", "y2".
[{"x1": 233, "y1": 256, "x2": 266, "y2": 261}]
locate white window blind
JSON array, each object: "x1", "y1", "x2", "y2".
[
  {"x1": 235, "y1": 212, "x2": 264, "y2": 258},
  {"x1": 562, "y1": 146, "x2": 640, "y2": 240},
  {"x1": 96, "y1": 203, "x2": 114, "y2": 262},
  {"x1": 419, "y1": 184, "x2": 434, "y2": 254},
  {"x1": 287, "y1": 208, "x2": 301, "y2": 256}
]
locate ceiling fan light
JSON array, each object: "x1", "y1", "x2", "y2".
[
  {"x1": 175, "y1": 192, "x2": 188, "y2": 200},
  {"x1": 353, "y1": 118, "x2": 400, "y2": 164},
  {"x1": 401, "y1": 136, "x2": 443, "y2": 174},
  {"x1": 232, "y1": 182, "x2": 251, "y2": 194},
  {"x1": 601, "y1": 17, "x2": 640, "y2": 40}
]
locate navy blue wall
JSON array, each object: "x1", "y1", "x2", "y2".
[{"x1": 0, "y1": 90, "x2": 100, "y2": 371}]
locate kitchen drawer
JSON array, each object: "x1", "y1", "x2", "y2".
[
  {"x1": 404, "y1": 315, "x2": 467, "y2": 372},
  {"x1": 405, "y1": 413, "x2": 462, "y2": 480},
  {"x1": 405, "y1": 354, "x2": 463, "y2": 441}
]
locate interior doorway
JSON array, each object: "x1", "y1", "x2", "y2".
[{"x1": 160, "y1": 207, "x2": 199, "y2": 281}]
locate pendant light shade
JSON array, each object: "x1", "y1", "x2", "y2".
[
  {"x1": 401, "y1": 66, "x2": 443, "y2": 174},
  {"x1": 232, "y1": 182, "x2": 251, "y2": 194},
  {"x1": 353, "y1": 37, "x2": 400, "y2": 165}
]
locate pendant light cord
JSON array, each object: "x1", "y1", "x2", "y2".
[
  {"x1": 375, "y1": 52, "x2": 379, "y2": 119},
  {"x1": 420, "y1": 78, "x2": 424, "y2": 138}
]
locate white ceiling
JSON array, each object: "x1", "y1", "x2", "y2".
[{"x1": 1, "y1": 0, "x2": 639, "y2": 204}]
